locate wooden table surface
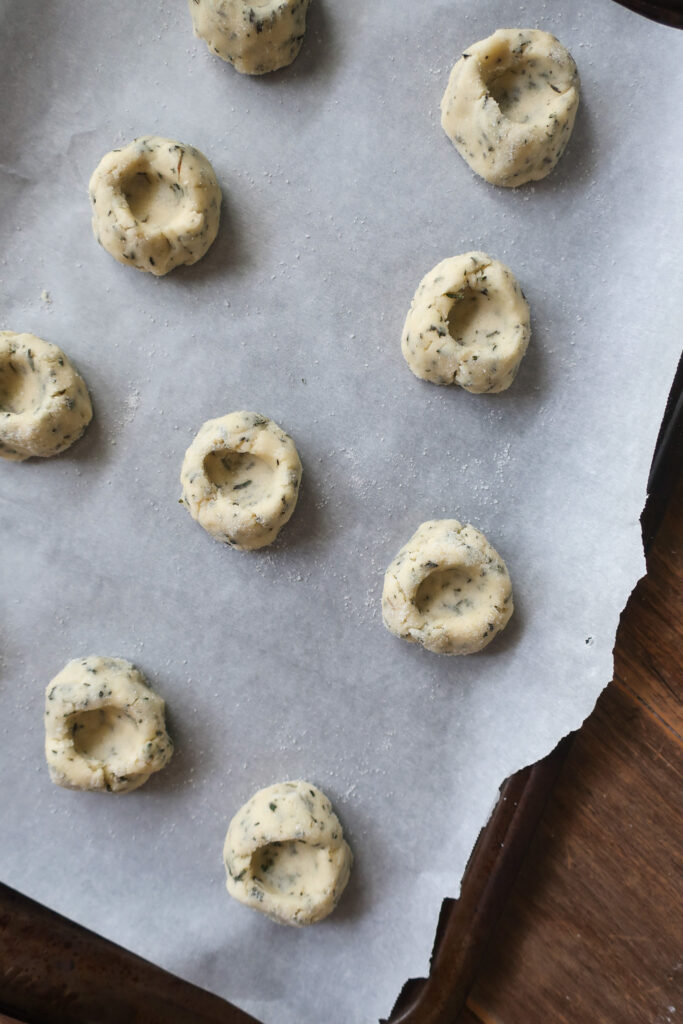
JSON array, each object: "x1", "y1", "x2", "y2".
[{"x1": 459, "y1": 475, "x2": 683, "y2": 1024}]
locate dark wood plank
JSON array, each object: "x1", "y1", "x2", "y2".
[
  {"x1": 454, "y1": 1009, "x2": 484, "y2": 1024},
  {"x1": 466, "y1": 480, "x2": 683, "y2": 1024},
  {"x1": 0, "y1": 885, "x2": 259, "y2": 1024},
  {"x1": 386, "y1": 742, "x2": 571, "y2": 1024},
  {"x1": 611, "y1": 0, "x2": 683, "y2": 28},
  {"x1": 614, "y1": 502, "x2": 683, "y2": 735}
]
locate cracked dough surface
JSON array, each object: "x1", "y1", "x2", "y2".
[
  {"x1": 0, "y1": 331, "x2": 92, "y2": 461},
  {"x1": 44, "y1": 656, "x2": 173, "y2": 793},
  {"x1": 189, "y1": 0, "x2": 312, "y2": 75},
  {"x1": 441, "y1": 28, "x2": 580, "y2": 187},
  {"x1": 89, "y1": 136, "x2": 221, "y2": 276},
  {"x1": 382, "y1": 520, "x2": 514, "y2": 655},
  {"x1": 223, "y1": 780, "x2": 353, "y2": 926},
  {"x1": 401, "y1": 253, "x2": 530, "y2": 393},
  {"x1": 180, "y1": 410, "x2": 302, "y2": 550}
]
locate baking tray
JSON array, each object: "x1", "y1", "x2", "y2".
[
  {"x1": 1, "y1": 3, "x2": 681, "y2": 1021},
  {"x1": 1, "y1": 351, "x2": 680, "y2": 1024}
]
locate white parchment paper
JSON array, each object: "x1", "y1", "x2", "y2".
[{"x1": 1, "y1": 1, "x2": 681, "y2": 1021}]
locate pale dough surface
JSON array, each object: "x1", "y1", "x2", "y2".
[
  {"x1": 0, "y1": 332, "x2": 92, "y2": 461},
  {"x1": 401, "y1": 253, "x2": 530, "y2": 393},
  {"x1": 44, "y1": 656, "x2": 173, "y2": 793},
  {"x1": 223, "y1": 780, "x2": 353, "y2": 926},
  {"x1": 189, "y1": 0, "x2": 312, "y2": 75},
  {"x1": 180, "y1": 410, "x2": 302, "y2": 550},
  {"x1": 89, "y1": 136, "x2": 221, "y2": 276},
  {"x1": 382, "y1": 520, "x2": 514, "y2": 655},
  {"x1": 441, "y1": 28, "x2": 580, "y2": 187}
]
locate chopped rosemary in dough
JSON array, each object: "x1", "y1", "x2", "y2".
[
  {"x1": 44, "y1": 656, "x2": 173, "y2": 794},
  {"x1": 180, "y1": 411, "x2": 302, "y2": 550},
  {"x1": 223, "y1": 780, "x2": 353, "y2": 926},
  {"x1": 89, "y1": 136, "x2": 221, "y2": 276},
  {"x1": 382, "y1": 520, "x2": 514, "y2": 655},
  {"x1": 441, "y1": 29, "x2": 580, "y2": 187},
  {"x1": 401, "y1": 253, "x2": 530, "y2": 393},
  {"x1": 0, "y1": 332, "x2": 92, "y2": 461},
  {"x1": 189, "y1": 0, "x2": 312, "y2": 75}
]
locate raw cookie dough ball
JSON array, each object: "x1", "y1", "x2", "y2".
[
  {"x1": 441, "y1": 29, "x2": 580, "y2": 187},
  {"x1": 401, "y1": 253, "x2": 530, "y2": 393},
  {"x1": 44, "y1": 656, "x2": 173, "y2": 794},
  {"x1": 223, "y1": 780, "x2": 353, "y2": 926},
  {"x1": 0, "y1": 332, "x2": 92, "y2": 461},
  {"x1": 189, "y1": 0, "x2": 312, "y2": 75},
  {"x1": 89, "y1": 136, "x2": 221, "y2": 276},
  {"x1": 382, "y1": 520, "x2": 514, "y2": 655},
  {"x1": 180, "y1": 411, "x2": 302, "y2": 550}
]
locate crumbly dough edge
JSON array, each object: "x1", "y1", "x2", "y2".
[
  {"x1": 44, "y1": 655, "x2": 173, "y2": 794},
  {"x1": 223, "y1": 780, "x2": 353, "y2": 926},
  {"x1": 0, "y1": 331, "x2": 92, "y2": 461},
  {"x1": 382, "y1": 519, "x2": 514, "y2": 655},
  {"x1": 180, "y1": 411, "x2": 303, "y2": 550},
  {"x1": 440, "y1": 28, "x2": 580, "y2": 187},
  {"x1": 189, "y1": 0, "x2": 312, "y2": 75},
  {"x1": 88, "y1": 135, "x2": 222, "y2": 276},
  {"x1": 401, "y1": 253, "x2": 531, "y2": 392}
]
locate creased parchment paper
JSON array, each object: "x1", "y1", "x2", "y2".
[{"x1": 1, "y1": 1, "x2": 681, "y2": 1021}]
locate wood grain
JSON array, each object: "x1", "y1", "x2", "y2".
[
  {"x1": 465, "y1": 477, "x2": 683, "y2": 1024},
  {"x1": 611, "y1": 0, "x2": 683, "y2": 28},
  {"x1": 0, "y1": 885, "x2": 259, "y2": 1024},
  {"x1": 615, "y1": 520, "x2": 683, "y2": 737}
]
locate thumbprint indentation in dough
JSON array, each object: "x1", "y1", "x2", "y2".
[
  {"x1": 487, "y1": 55, "x2": 564, "y2": 124},
  {"x1": 401, "y1": 254, "x2": 530, "y2": 393},
  {"x1": 122, "y1": 168, "x2": 185, "y2": 229},
  {"x1": 45, "y1": 656, "x2": 172, "y2": 793},
  {"x1": 72, "y1": 707, "x2": 139, "y2": 767},
  {"x1": 250, "y1": 841, "x2": 335, "y2": 899},
  {"x1": 440, "y1": 30, "x2": 579, "y2": 187},
  {"x1": 203, "y1": 449, "x2": 275, "y2": 508},
  {"x1": 0, "y1": 353, "x2": 43, "y2": 414},
  {"x1": 382, "y1": 520, "x2": 514, "y2": 655},
  {"x1": 415, "y1": 566, "x2": 476, "y2": 619},
  {"x1": 446, "y1": 287, "x2": 500, "y2": 348},
  {"x1": 182, "y1": 413, "x2": 302, "y2": 550},
  {"x1": 223, "y1": 779, "x2": 352, "y2": 924}
]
